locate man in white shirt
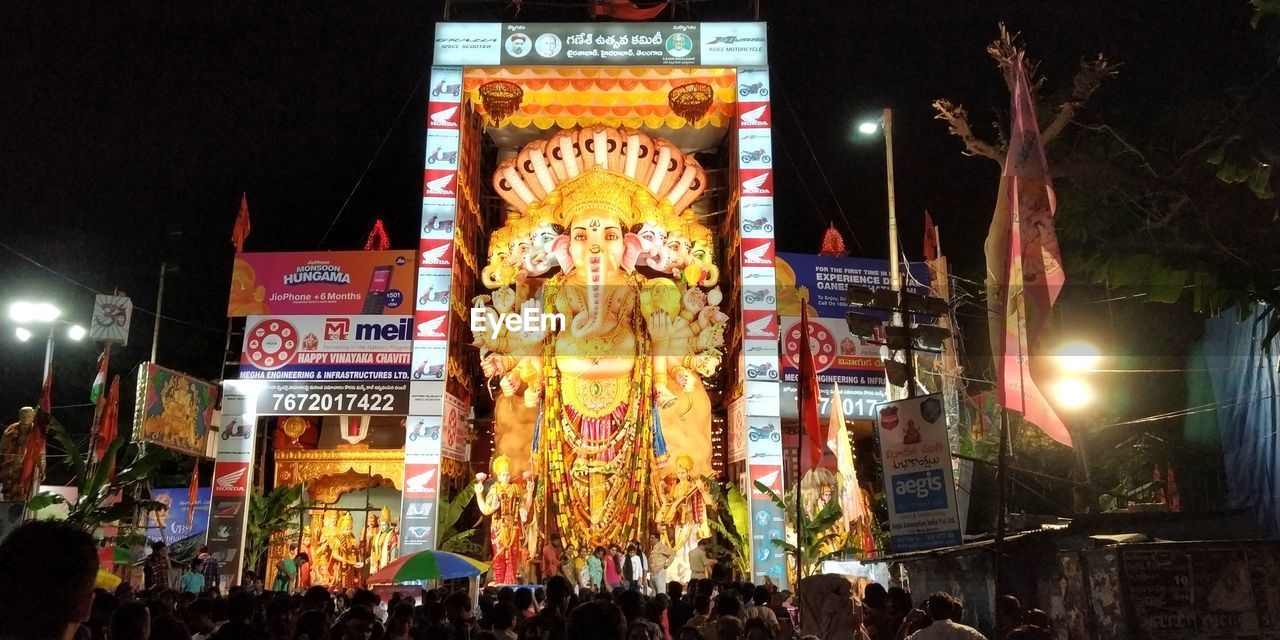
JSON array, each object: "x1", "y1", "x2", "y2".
[
  {"x1": 906, "y1": 593, "x2": 988, "y2": 640},
  {"x1": 647, "y1": 533, "x2": 673, "y2": 595}
]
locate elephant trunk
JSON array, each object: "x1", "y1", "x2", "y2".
[{"x1": 570, "y1": 255, "x2": 609, "y2": 338}]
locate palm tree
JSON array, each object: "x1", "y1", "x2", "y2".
[
  {"x1": 756, "y1": 482, "x2": 851, "y2": 580},
  {"x1": 27, "y1": 416, "x2": 168, "y2": 551},
  {"x1": 706, "y1": 482, "x2": 752, "y2": 579},
  {"x1": 244, "y1": 484, "x2": 306, "y2": 576}
]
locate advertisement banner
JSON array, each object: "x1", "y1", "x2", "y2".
[
  {"x1": 239, "y1": 315, "x2": 412, "y2": 381},
  {"x1": 400, "y1": 415, "x2": 444, "y2": 555},
  {"x1": 441, "y1": 393, "x2": 470, "y2": 462},
  {"x1": 778, "y1": 316, "x2": 887, "y2": 421},
  {"x1": 205, "y1": 381, "x2": 259, "y2": 588},
  {"x1": 875, "y1": 394, "x2": 962, "y2": 553},
  {"x1": 727, "y1": 397, "x2": 747, "y2": 464},
  {"x1": 252, "y1": 380, "x2": 410, "y2": 416},
  {"x1": 133, "y1": 363, "x2": 216, "y2": 458},
  {"x1": 433, "y1": 22, "x2": 767, "y2": 67},
  {"x1": 776, "y1": 253, "x2": 928, "y2": 319},
  {"x1": 228, "y1": 251, "x2": 413, "y2": 317},
  {"x1": 146, "y1": 488, "x2": 211, "y2": 546}
]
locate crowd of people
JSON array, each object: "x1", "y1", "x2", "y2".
[{"x1": 0, "y1": 520, "x2": 1054, "y2": 640}]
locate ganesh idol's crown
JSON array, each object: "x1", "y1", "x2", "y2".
[{"x1": 493, "y1": 125, "x2": 707, "y2": 227}]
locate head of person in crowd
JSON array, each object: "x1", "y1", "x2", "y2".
[
  {"x1": 0, "y1": 520, "x2": 99, "y2": 640},
  {"x1": 567, "y1": 600, "x2": 626, "y2": 640},
  {"x1": 863, "y1": 583, "x2": 888, "y2": 610},
  {"x1": 111, "y1": 601, "x2": 152, "y2": 640},
  {"x1": 927, "y1": 592, "x2": 958, "y2": 622}
]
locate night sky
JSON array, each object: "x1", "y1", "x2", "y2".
[{"x1": 0, "y1": 1, "x2": 1257, "y2": 430}]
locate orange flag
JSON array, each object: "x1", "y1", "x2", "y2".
[
  {"x1": 923, "y1": 211, "x2": 938, "y2": 262},
  {"x1": 96, "y1": 377, "x2": 121, "y2": 481},
  {"x1": 187, "y1": 462, "x2": 199, "y2": 526},
  {"x1": 232, "y1": 193, "x2": 251, "y2": 253}
]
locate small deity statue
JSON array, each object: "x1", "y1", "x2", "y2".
[
  {"x1": 374, "y1": 506, "x2": 394, "y2": 572},
  {"x1": 364, "y1": 512, "x2": 382, "y2": 572},
  {"x1": 0, "y1": 407, "x2": 43, "y2": 502},
  {"x1": 330, "y1": 511, "x2": 361, "y2": 589},
  {"x1": 657, "y1": 454, "x2": 713, "y2": 583},
  {"x1": 475, "y1": 455, "x2": 534, "y2": 585}
]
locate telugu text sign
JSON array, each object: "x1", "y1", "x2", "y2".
[
  {"x1": 433, "y1": 22, "x2": 767, "y2": 67},
  {"x1": 875, "y1": 394, "x2": 962, "y2": 553}
]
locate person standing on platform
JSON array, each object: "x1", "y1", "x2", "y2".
[
  {"x1": 687, "y1": 539, "x2": 714, "y2": 582},
  {"x1": 180, "y1": 559, "x2": 206, "y2": 594},
  {"x1": 647, "y1": 534, "x2": 673, "y2": 596},
  {"x1": 198, "y1": 546, "x2": 221, "y2": 593},
  {"x1": 542, "y1": 534, "x2": 563, "y2": 580},
  {"x1": 273, "y1": 552, "x2": 308, "y2": 593},
  {"x1": 145, "y1": 541, "x2": 172, "y2": 590},
  {"x1": 588, "y1": 547, "x2": 605, "y2": 592}
]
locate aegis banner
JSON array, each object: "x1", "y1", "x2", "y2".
[
  {"x1": 875, "y1": 394, "x2": 962, "y2": 553},
  {"x1": 228, "y1": 251, "x2": 413, "y2": 317},
  {"x1": 239, "y1": 315, "x2": 412, "y2": 381}
]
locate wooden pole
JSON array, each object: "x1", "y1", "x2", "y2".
[
  {"x1": 150, "y1": 262, "x2": 166, "y2": 364},
  {"x1": 993, "y1": 409, "x2": 1011, "y2": 630}
]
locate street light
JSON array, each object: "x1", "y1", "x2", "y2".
[
  {"x1": 857, "y1": 121, "x2": 880, "y2": 136},
  {"x1": 9, "y1": 301, "x2": 61, "y2": 324},
  {"x1": 1051, "y1": 377, "x2": 1094, "y2": 411},
  {"x1": 8, "y1": 299, "x2": 86, "y2": 387},
  {"x1": 1050, "y1": 340, "x2": 1102, "y2": 513},
  {"x1": 1053, "y1": 341, "x2": 1100, "y2": 373}
]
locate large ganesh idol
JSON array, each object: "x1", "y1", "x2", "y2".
[{"x1": 474, "y1": 126, "x2": 725, "y2": 550}]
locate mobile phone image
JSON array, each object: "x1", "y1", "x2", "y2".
[{"x1": 362, "y1": 266, "x2": 394, "y2": 314}]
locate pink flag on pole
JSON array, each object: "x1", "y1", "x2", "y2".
[{"x1": 996, "y1": 54, "x2": 1072, "y2": 446}]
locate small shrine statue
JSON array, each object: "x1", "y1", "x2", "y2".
[
  {"x1": 375, "y1": 506, "x2": 394, "y2": 572},
  {"x1": 364, "y1": 512, "x2": 382, "y2": 571},
  {"x1": 475, "y1": 455, "x2": 535, "y2": 585},
  {"x1": 332, "y1": 511, "x2": 361, "y2": 589},
  {"x1": 0, "y1": 407, "x2": 43, "y2": 502},
  {"x1": 657, "y1": 454, "x2": 713, "y2": 583}
]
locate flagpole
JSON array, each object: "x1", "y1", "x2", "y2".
[
  {"x1": 883, "y1": 108, "x2": 900, "y2": 294},
  {"x1": 150, "y1": 262, "x2": 166, "y2": 364}
]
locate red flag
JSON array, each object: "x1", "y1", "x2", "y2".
[
  {"x1": 595, "y1": 0, "x2": 669, "y2": 20},
  {"x1": 97, "y1": 376, "x2": 121, "y2": 481},
  {"x1": 995, "y1": 55, "x2": 1072, "y2": 446},
  {"x1": 20, "y1": 368, "x2": 53, "y2": 494},
  {"x1": 187, "y1": 462, "x2": 199, "y2": 526},
  {"x1": 796, "y1": 298, "x2": 824, "y2": 468},
  {"x1": 923, "y1": 211, "x2": 938, "y2": 262},
  {"x1": 232, "y1": 193, "x2": 251, "y2": 253}
]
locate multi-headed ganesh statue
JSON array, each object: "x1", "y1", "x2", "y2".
[{"x1": 474, "y1": 126, "x2": 725, "y2": 552}]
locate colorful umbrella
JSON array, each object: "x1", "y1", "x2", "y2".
[{"x1": 368, "y1": 550, "x2": 489, "y2": 584}]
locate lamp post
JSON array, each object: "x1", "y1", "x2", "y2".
[
  {"x1": 1050, "y1": 341, "x2": 1101, "y2": 513},
  {"x1": 857, "y1": 108, "x2": 900, "y2": 292},
  {"x1": 10, "y1": 300, "x2": 86, "y2": 389}
]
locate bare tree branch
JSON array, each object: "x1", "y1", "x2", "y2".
[
  {"x1": 1042, "y1": 54, "x2": 1122, "y2": 144},
  {"x1": 932, "y1": 99, "x2": 1004, "y2": 164}
]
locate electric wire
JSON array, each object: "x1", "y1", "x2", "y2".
[
  {"x1": 0, "y1": 240, "x2": 224, "y2": 333},
  {"x1": 316, "y1": 69, "x2": 427, "y2": 248}
]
